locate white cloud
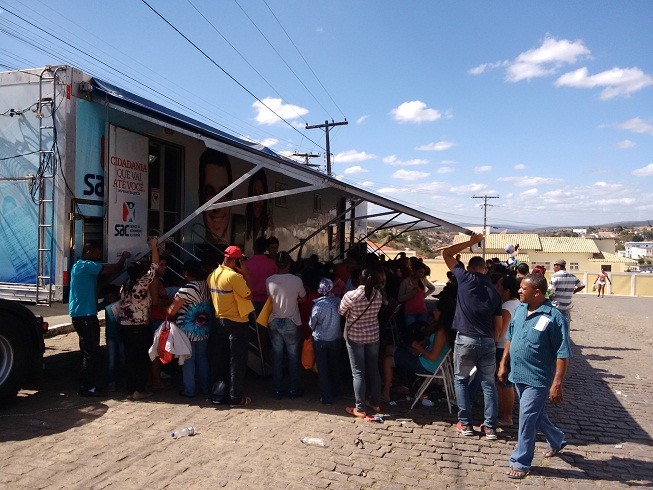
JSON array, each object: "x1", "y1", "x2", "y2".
[
  {"x1": 474, "y1": 165, "x2": 492, "y2": 173},
  {"x1": 390, "y1": 100, "x2": 442, "y2": 123},
  {"x1": 520, "y1": 188, "x2": 539, "y2": 197},
  {"x1": 595, "y1": 197, "x2": 636, "y2": 206},
  {"x1": 343, "y1": 165, "x2": 368, "y2": 175},
  {"x1": 441, "y1": 160, "x2": 457, "y2": 165},
  {"x1": 555, "y1": 67, "x2": 653, "y2": 99},
  {"x1": 436, "y1": 166, "x2": 455, "y2": 174},
  {"x1": 449, "y1": 183, "x2": 488, "y2": 194},
  {"x1": 633, "y1": 163, "x2": 653, "y2": 177},
  {"x1": 333, "y1": 150, "x2": 376, "y2": 163},
  {"x1": 258, "y1": 138, "x2": 278, "y2": 148},
  {"x1": 414, "y1": 181, "x2": 446, "y2": 192},
  {"x1": 594, "y1": 182, "x2": 623, "y2": 190},
  {"x1": 253, "y1": 97, "x2": 309, "y2": 125},
  {"x1": 383, "y1": 155, "x2": 429, "y2": 166},
  {"x1": 359, "y1": 181, "x2": 374, "y2": 188},
  {"x1": 356, "y1": 115, "x2": 369, "y2": 125},
  {"x1": 498, "y1": 175, "x2": 564, "y2": 187},
  {"x1": 377, "y1": 186, "x2": 407, "y2": 195},
  {"x1": 416, "y1": 140, "x2": 455, "y2": 152},
  {"x1": 507, "y1": 36, "x2": 590, "y2": 82},
  {"x1": 618, "y1": 117, "x2": 653, "y2": 136},
  {"x1": 616, "y1": 139, "x2": 636, "y2": 149},
  {"x1": 468, "y1": 61, "x2": 508, "y2": 75},
  {"x1": 514, "y1": 164, "x2": 527, "y2": 170},
  {"x1": 392, "y1": 169, "x2": 430, "y2": 181}
]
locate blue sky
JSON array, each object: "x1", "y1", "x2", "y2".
[{"x1": 1, "y1": 1, "x2": 652, "y2": 228}]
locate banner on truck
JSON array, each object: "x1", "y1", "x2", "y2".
[{"x1": 107, "y1": 126, "x2": 149, "y2": 260}]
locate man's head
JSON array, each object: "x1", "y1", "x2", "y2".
[
  {"x1": 223, "y1": 245, "x2": 244, "y2": 268},
  {"x1": 519, "y1": 273, "x2": 548, "y2": 308},
  {"x1": 183, "y1": 259, "x2": 204, "y2": 280},
  {"x1": 253, "y1": 236, "x2": 268, "y2": 255},
  {"x1": 266, "y1": 236, "x2": 279, "y2": 256},
  {"x1": 516, "y1": 262, "x2": 530, "y2": 277},
  {"x1": 276, "y1": 251, "x2": 292, "y2": 271},
  {"x1": 467, "y1": 256, "x2": 486, "y2": 273},
  {"x1": 553, "y1": 259, "x2": 566, "y2": 271},
  {"x1": 81, "y1": 241, "x2": 102, "y2": 261}
]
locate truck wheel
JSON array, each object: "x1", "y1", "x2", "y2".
[{"x1": 0, "y1": 314, "x2": 29, "y2": 405}]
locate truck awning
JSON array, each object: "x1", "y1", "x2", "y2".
[{"x1": 91, "y1": 77, "x2": 472, "y2": 237}]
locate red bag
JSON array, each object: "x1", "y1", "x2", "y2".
[{"x1": 157, "y1": 322, "x2": 174, "y2": 364}]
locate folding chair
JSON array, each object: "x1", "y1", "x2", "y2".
[{"x1": 410, "y1": 347, "x2": 455, "y2": 413}]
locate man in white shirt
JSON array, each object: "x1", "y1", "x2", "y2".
[{"x1": 266, "y1": 251, "x2": 306, "y2": 399}]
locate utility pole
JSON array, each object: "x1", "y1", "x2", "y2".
[
  {"x1": 292, "y1": 152, "x2": 321, "y2": 168},
  {"x1": 472, "y1": 194, "x2": 499, "y2": 260},
  {"x1": 305, "y1": 119, "x2": 348, "y2": 176}
]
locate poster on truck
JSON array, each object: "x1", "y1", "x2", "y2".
[{"x1": 107, "y1": 126, "x2": 149, "y2": 260}]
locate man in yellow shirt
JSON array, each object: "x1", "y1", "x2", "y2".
[{"x1": 208, "y1": 245, "x2": 254, "y2": 406}]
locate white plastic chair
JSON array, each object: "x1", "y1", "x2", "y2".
[{"x1": 410, "y1": 347, "x2": 455, "y2": 413}]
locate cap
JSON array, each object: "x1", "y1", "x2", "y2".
[
  {"x1": 317, "y1": 278, "x2": 333, "y2": 295},
  {"x1": 224, "y1": 245, "x2": 245, "y2": 259},
  {"x1": 554, "y1": 259, "x2": 566, "y2": 266},
  {"x1": 276, "y1": 251, "x2": 292, "y2": 265}
]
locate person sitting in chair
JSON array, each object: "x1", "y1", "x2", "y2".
[{"x1": 381, "y1": 323, "x2": 449, "y2": 402}]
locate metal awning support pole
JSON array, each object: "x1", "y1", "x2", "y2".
[
  {"x1": 287, "y1": 201, "x2": 362, "y2": 257},
  {"x1": 204, "y1": 183, "x2": 324, "y2": 210},
  {"x1": 343, "y1": 212, "x2": 401, "y2": 257},
  {"x1": 374, "y1": 220, "x2": 423, "y2": 256}
]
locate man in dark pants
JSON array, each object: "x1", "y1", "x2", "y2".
[
  {"x1": 68, "y1": 241, "x2": 130, "y2": 397},
  {"x1": 207, "y1": 245, "x2": 254, "y2": 407}
]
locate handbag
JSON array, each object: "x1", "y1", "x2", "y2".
[
  {"x1": 157, "y1": 318, "x2": 175, "y2": 364},
  {"x1": 301, "y1": 338, "x2": 315, "y2": 370}
]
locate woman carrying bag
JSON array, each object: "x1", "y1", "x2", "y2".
[{"x1": 339, "y1": 267, "x2": 385, "y2": 418}]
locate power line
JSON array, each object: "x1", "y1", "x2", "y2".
[
  {"x1": 262, "y1": 0, "x2": 347, "y2": 120},
  {"x1": 139, "y1": 0, "x2": 324, "y2": 150},
  {"x1": 185, "y1": 0, "x2": 309, "y2": 126},
  {"x1": 233, "y1": 0, "x2": 334, "y2": 120}
]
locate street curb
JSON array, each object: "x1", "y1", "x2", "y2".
[{"x1": 44, "y1": 319, "x2": 105, "y2": 339}]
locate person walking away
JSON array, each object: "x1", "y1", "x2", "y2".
[
  {"x1": 339, "y1": 267, "x2": 385, "y2": 417},
  {"x1": 498, "y1": 273, "x2": 571, "y2": 479},
  {"x1": 309, "y1": 278, "x2": 342, "y2": 404},
  {"x1": 442, "y1": 234, "x2": 502, "y2": 440},
  {"x1": 593, "y1": 268, "x2": 611, "y2": 298},
  {"x1": 168, "y1": 259, "x2": 213, "y2": 398},
  {"x1": 119, "y1": 238, "x2": 160, "y2": 401},
  {"x1": 494, "y1": 275, "x2": 521, "y2": 426},
  {"x1": 207, "y1": 245, "x2": 255, "y2": 407},
  {"x1": 549, "y1": 259, "x2": 584, "y2": 325},
  {"x1": 68, "y1": 241, "x2": 130, "y2": 397},
  {"x1": 266, "y1": 251, "x2": 306, "y2": 399}
]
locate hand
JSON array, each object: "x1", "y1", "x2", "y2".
[
  {"x1": 120, "y1": 251, "x2": 132, "y2": 260},
  {"x1": 410, "y1": 340, "x2": 422, "y2": 351},
  {"x1": 470, "y1": 233, "x2": 484, "y2": 245},
  {"x1": 148, "y1": 238, "x2": 158, "y2": 248},
  {"x1": 548, "y1": 383, "x2": 563, "y2": 404},
  {"x1": 497, "y1": 364, "x2": 507, "y2": 384}
]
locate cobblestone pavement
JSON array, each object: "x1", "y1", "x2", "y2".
[{"x1": 1, "y1": 295, "x2": 651, "y2": 488}]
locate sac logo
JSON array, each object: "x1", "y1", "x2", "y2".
[{"x1": 122, "y1": 202, "x2": 136, "y2": 222}]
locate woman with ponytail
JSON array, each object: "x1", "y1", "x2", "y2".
[{"x1": 339, "y1": 267, "x2": 385, "y2": 417}]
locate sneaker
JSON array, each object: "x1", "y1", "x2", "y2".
[
  {"x1": 480, "y1": 424, "x2": 498, "y2": 440},
  {"x1": 456, "y1": 421, "x2": 474, "y2": 436},
  {"x1": 132, "y1": 391, "x2": 153, "y2": 401}
]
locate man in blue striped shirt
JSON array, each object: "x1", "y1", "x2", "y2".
[
  {"x1": 549, "y1": 259, "x2": 584, "y2": 324},
  {"x1": 498, "y1": 273, "x2": 571, "y2": 480}
]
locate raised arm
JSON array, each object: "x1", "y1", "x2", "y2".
[{"x1": 442, "y1": 234, "x2": 484, "y2": 271}]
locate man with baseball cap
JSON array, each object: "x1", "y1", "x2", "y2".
[
  {"x1": 208, "y1": 245, "x2": 254, "y2": 406},
  {"x1": 549, "y1": 259, "x2": 584, "y2": 325}
]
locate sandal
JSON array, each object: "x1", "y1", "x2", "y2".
[
  {"x1": 229, "y1": 395, "x2": 252, "y2": 408},
  {"x1": 543, "y1": 442, "x2": 567, "y2": 458},
  {"x1": 345, "y1": 406, "x2": 367, "y2": 418},
  {"x1": 506, "y1": 467, "x2": 529, "y2": 479}
]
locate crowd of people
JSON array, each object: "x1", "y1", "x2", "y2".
[{"x1": 68, "y1": 232, "x2": 585, "y2": 480}]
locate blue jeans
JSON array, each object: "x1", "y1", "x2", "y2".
[
  {"x1": 510, "y1": 383, "x2": 566, "y2": 472},
  {"x1": 453, "y1": 333, "x2": 498, "y2": 427},
  {"x1": 106, "y1": 338, "x2": 125, "y2": 386},
  {"x1": 314, "y1": 338, "x2": 341, "y2": 403},
  {"x1": 346, "y1": 339, "x2": 381, "y2": 412},
  {"x1": 405, "y1": 312, "x2": 428, "y2": 327},
  {"x1": 269, "y1": 318, "x2": 301, "y2": 394},
  {"x1": 182, "y1": 339, "x2": 210, "y2": 396}
]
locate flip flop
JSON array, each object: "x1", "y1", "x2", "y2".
[
  {"x1": 345, "y1": 407, "x2": 367, "y2": 418},
  {"x1": 543, "y1": 442, "x2": 567, "y2": 458},
  {"x1": 506, "y1": 467, "x2": 529, "y2": 479}
]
